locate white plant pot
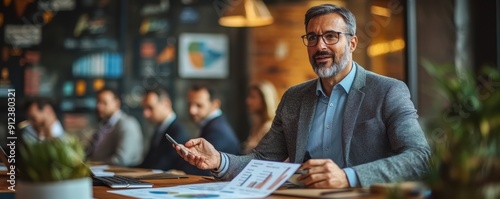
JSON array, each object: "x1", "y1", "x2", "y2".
[{"x1": 16, "y1": 177, "x2": 92, "y2": 199}]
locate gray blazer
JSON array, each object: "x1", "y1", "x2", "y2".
[
  {"x1": 90, "y1": 112, "x2": 143, "y2": 166},
  {"x1": 224, "y1": 63, "x2": 430, "y2": 187}
]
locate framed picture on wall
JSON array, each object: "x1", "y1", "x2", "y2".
[{"x1": 178, "y1": 33, "x2": 228, "y2": 79}]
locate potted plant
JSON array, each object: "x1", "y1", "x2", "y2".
[
  {"x1": 423, "y1": 61, "x2": 500, "y2": 199},
  {"x1": 17, "y1": 136, "x2": 92, "y2": 199}
]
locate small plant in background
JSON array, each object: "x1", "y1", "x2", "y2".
[
  {"x1": 423, "y1": 60, "x2": 500, "y2": 198},
  {"x1": 19, "y1": 136, "x2": 90, "y2": 182}
]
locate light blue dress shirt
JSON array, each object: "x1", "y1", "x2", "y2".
[
  {"x1": 307, "y1": 65, "x2": 359, "y2": 187},
  {"x1": 151, "y1": 113, "x2": 177, "y2": 148},
  {"x1": 158, "y1": 113, "x2": 177, "y2": 134}
]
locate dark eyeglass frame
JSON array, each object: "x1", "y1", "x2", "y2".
[{"x1": 301, "y1": 31, "x2": 353, "y2": 47}]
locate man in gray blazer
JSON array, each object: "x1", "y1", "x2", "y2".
[
  {"x1": 176, "y1": 4, "x2": 430, "y2": 188},
  {"x1": 87, "y1": 88, "x2": 143, "y2": 166}
]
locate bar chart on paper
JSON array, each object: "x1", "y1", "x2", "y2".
[
  {"x1": 222, "y1": 160, "x2": 300, "y2": 196},
  {"x1": 109, "y1": 160, "x2": 300, "y2": 199}
]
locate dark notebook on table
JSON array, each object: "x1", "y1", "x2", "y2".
[
  {"x1": 93, "y1": 175, "x2": 153, "y2": 188},
  {"x1": 84, "y1": 163, "x2": 153, "y2": 188}
]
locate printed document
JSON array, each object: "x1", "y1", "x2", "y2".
[{"x1": 108, "y1": 160, "x2": 300, "y2": 198}]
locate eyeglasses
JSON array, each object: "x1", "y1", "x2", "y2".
[{"x1": 301, "y1": 31, "x2": 352, "y2": 47}]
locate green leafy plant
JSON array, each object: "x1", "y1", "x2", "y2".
[
  {"x1": 19, "y1": 136, "x2": 90, "y2": 182},
  {"x1": 423, "y1": 60, "x2": 500, "y2": 198}
]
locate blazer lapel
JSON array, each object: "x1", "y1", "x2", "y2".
[
  {"x1": 295, "y1": 81, "x2": 318, "y2": 163},
  {"x1": 342, "y1": 63, "x2": 366, "y2": 165}
]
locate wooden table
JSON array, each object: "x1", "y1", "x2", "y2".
[
  {"x1": 93, "y1": 175, "x2": 218, "y2": 199},
  {"x1": 1, "y1": 169, "x2": 385, "y2": 199},
  {"x1": 93, "y1": 174, "x2": 384, "y2": 199}
]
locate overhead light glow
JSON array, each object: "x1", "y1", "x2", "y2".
[
  {"x1": 371, "y1": 5, "x2": 391, "y2": 17},
  {"x1": 368, "y1": 38, "x2": 405, "y2": 57}
]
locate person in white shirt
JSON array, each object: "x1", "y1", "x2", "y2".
[{"x1": 24, "y1": 98, "x2": 65, "y2": 141}]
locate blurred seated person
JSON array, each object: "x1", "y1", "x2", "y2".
[
  {"x1": 23, "y1": 97, "x2": 65, "y2": 142},
  {"x1": 242, "y1": 81, "x2": 278, "y2": 154},
  {"x1": 187, "y1": 85, "x2": 240, "y2": 155},
  {"x1": 139, "y1": 88, "x2": 206, "y2": 175},
  {"x1": 87, "y1": 88, "x2": 143, "y2": 166}
]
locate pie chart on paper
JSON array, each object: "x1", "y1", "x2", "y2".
[
  {"x1": 174, "y1": 194, "x2": 221, "y2": 198},
  {"x1": 149, "y1": 191, "x2": 178, "y2": 194}
]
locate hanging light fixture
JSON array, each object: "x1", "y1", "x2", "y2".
[{"x1": 218, "y1": 0, "x2": 273, "y2": 27}]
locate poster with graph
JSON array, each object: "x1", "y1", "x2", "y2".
[
  {"x1": 222, "y1": 160, "x2": 300, "y2": 196},
  {"x1": 178, "y1": 33, "x2": 228, "y2": 79}
]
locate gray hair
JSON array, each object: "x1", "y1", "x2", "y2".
[{"x1": 304, "y1": 4, "x2": 356, "y2": 36}]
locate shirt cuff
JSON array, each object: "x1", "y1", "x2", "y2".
[
  {"x1": 343, "y1": 167, "x2": 359, "y2": 187},
  {"x1": 211, "y1": 152, "x2": 229, "y2": 178}
]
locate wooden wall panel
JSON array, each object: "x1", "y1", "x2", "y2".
[
  {"x1": 248, "y1": 2, "x2": 315, "y2": 99},
  {"x1": 248, "y1": 1, "x2": 346, "y2": 99}
]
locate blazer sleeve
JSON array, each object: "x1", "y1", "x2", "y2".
[
  {"x1": 352, "y1": 80, "x2": 431, "y2": 186},
  {"x1": 221, "y1": 89, "x2": 294, "y2": 180}
]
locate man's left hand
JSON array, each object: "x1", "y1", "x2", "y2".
[{"x1": 297, "y1": 159, "x2": 349, "y2": 188}]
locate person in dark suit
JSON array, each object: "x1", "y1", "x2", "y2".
[
  {"x1": 139, "y1": 88, "x2": 206, "y2": 175},
  {"x1": 175, "y1": 4, "x2": 430, "y2": 188},
  {"x1": 88, "y1": 88, "x2": 143, "y2": 166},
  {"x1": 186, "y1": 85, "x2": 240, "y2": 155}
]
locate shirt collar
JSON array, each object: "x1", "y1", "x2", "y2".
[
  {"x1": 199, "y1": 109, "x2": 222, "y2": 127},
  {"x1": 51, "y1": 120, "x2": 64, "y2": 137},
  {"x1": 158, "y1": 113, "x2": 176, "y2": 133},
  {"x1": 107, "y1": 110, "x2": 122, "y2": 126},
  {"x1": 315, "y1": 63, "x2": 357, "y2": 97}
]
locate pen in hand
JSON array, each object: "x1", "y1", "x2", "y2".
[{"x1": 295, "y1": 169, "x2": 309, "y2": 175}]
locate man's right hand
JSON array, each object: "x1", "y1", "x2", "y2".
[{"x1": 175, "y1": 138, "x2": 221, "y2": 170}]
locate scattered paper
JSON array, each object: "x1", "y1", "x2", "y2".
[
  {"x1": 108, "y1": 160, "x2": 300, "y2": 198},
  {"x1": 221, "y1": 160, "x2": 300, "y2": 197},
  {"x1": 89, "y1": 165, "x2": 114, "y2": 176},
  {"x1": 92, "y1": 171, "x2": 114, "y2": 177},
  {"x1": 108, "y1": 182, "x2": 231, "y2": 199}
]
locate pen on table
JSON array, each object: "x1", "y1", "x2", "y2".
[
  {"x1": 202, "y1": 176, "x2": 215, "y2": 181},
  {"x1": 320, "y1": 189, "x2": 355, "y2": 195}
]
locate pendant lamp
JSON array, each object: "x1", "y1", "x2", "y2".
[{"x1": 218, "y1": 0, "x2": 273, "y2": 27}]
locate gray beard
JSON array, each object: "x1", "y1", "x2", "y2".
[{"x1": 313, "y1": 51, "x2": 350, "y2": 78}]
